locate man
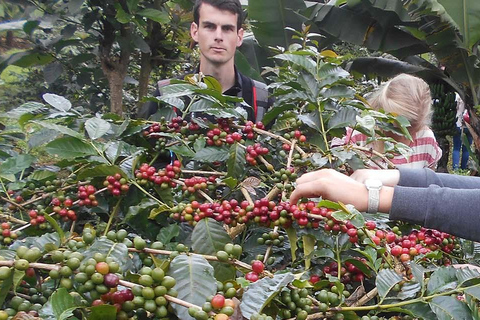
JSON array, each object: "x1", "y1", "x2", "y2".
[{"x1": 138, "y1": 0, "x2": 271, "y2": 121}]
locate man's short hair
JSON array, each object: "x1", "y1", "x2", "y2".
[{"x1": 193, "y1": 0, "x2": 243, "y2": 30}]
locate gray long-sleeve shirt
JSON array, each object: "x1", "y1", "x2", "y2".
[{"x1": 390, "y1": 168, "x2": 480, "y2": 241}]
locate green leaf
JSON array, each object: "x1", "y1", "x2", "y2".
[
  {"x1": 429, "y1": 296, "x2": 473, "y2": 320},
  {"x1": 28, "y1": 129, "x2": 59, "y2": 149},
  {"x1": 240, "y1": 272, "x2": 295, "y2": 319},
  {"x1": 85, "y1": 118, "x2": 112, "y2": 140},
  {"x1": 285, "y1": 227, "x2": 298, "y2": 262},
  {"x1": 77, "y1": 164, "x2": 125, "y2": 180},
  {"x1": 312, "y1": 248, "x2": 334, "y2": 259},
  {"x1": 456, "y1": 267, "x2": 480, "y2": 286},
  {"x1": 137, "y1": 8, "x2": 169, "y2": 24},
  {"x1": 115, "y1": 4, "x2": 131, "y2": 23},
  {"x1": 302, "y1": 235, "x2": 316, "y2": 269},
  {"x1": 148, "y1": 203, "x2": 171, "y2": 219},
  {"x1": 227, "y1": 143, "x2": 246, "y2": 180},
  {"x1": 51, "y1": 288, "x2": 78, "y2": 320},
  {"x1": 397, "y1": 281, "x2": 421, "y2": 300},
  {"x1": 43, "y1": 215, "x2": 65, "y2": 244},
  {"x1": 10, "y1": 232, "x2": 60, "y2": 251},
  {"x1": 203, "y1": 76, "x2": 222, "y2": 92},
  {"x1": 0, "y1": 270, "x2": 13, "y2": 306},
  {"x1": 6, "y1": 102, "x2": 45, "y2": 119},
  {"x1": 82, "y1": 239, "x2": 132, "y2": 273},
  {"x1": 45, "y1": 137, "x2": 96, "y2": 159},
  {"x1": 168, "y1": 254, "x2": 217, "y2": 320},
  {"x1": 465, "y1": 286, "x2": 480, "y2": 300},
  {"x1": 23, "y1": 20, "x2": 40, "y2": 35},
  {"x1": 437, "y1": 0, "x2": 480, "y2": 49},
  {"x1": 0, "y1": 154, "x2": 35, "y2": 175},
  {"x1": 168, "y1": 144, "x2": 195, "y2": 158},
  {"x1": 249, "y1": 0, "x2": 306, "y2": 49},
  {"x1": 44, "y1": 63, "x2": 63, "y2": 84},
  {"x1": 193, "y1": 147, "x2": 230, "y2": 163},
  {"x1": 31, "y1": 121, "x2": 84, "y2": 139},
  {"x1": 191, "y1": 218, "x2": 230, "y2": 254},
  {"x1": 344, "y1": 258, "x2": 371, "y2": 277},
  {"x1": 427, "y1": 266, "x2": 458, "y2": 295},
  {"x1": 376, "y1": 268, "x2": 403, "y2": 300},
  {"x1": 13, "y1": 270, "x2": 25, "y2": 292},
  {"x1": 391, "y1": 302, "x2": 436, "y2": 320},
  {"x1": 191, "y1": 219, "x2": 234, "y2": 281},
  {"x1": 156, "y1": 224, "x2": 180, "y2": 244},
  {"x1": 410, "y1": 262, "x2": 427, "y2": 292},
  {"x1": 88, "y1": 305, "x2": 117, "y2": 320},
  {"x1": 125, "y1": 199, "x2": 162, "y2": 239},
  {"x1": 42, "y1": 93, "x2": 72, "y2": 112},
  {"x1": 30, "y1": 170, "x2": 57, "y2": 182},
  {"x1": 328, "y1": 107, "x2": 359, "y2": 130}
]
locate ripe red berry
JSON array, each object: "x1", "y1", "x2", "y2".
[
  {"x1": 210, "y1": 294, "x2": 225, "y2": 309},
  {"x1": 251, "y1": 260, "x2": 264, "y2": 274},
  {"x1": 245, "y1": 271, "x2": 259, "y2": 282},
  {"x1": 309, "y1": 274, "x2": 320, "y2": 284}
]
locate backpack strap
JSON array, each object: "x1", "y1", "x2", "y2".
[{"x1": 251, "y1": 79, "x2": 269, "y2": 123}]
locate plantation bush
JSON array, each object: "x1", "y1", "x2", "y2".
[{"x1": 0, "y1": 44, "x2": 479, "y2": 320}]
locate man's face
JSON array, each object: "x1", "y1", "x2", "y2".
[{"x1": 190, "y1": 3, "x2": 244, "y2": 67}]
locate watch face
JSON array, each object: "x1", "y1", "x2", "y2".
[{"x1": 365, "y1": 179, "x2": 382, "y2": 189}]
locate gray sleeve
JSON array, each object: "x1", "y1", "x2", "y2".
[
  {"x1": 398, "y1": 167, "x2": 480, "y2": 189},
  {"x1": 390, "y1": 184, "x2": 480, "y2": 241}
]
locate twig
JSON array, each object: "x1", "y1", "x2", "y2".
[
  {"x1": 0, "y1": 214, "x2": 28, "y2": 225},
  {"x1": 350, "y1": 145, "x2": 396, "y2": 169},
  {"x1": 350, "y1": 287, "x2": 378, "y2": 307},
  {"x1": 240, "y1": 187, "x2": 254, "y2": 206},
  {"x1": 182, "y1": 170, "x2": 226, "y2": 176}
]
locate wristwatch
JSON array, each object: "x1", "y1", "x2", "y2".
[{"x1": 364, "y1": 179, "x2": 383, "y2": 214}]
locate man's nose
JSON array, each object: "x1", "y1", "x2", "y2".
[{"x1": 214, "y1": 27, "x2": 223, "y2": 41}]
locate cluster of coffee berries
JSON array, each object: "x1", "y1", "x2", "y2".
[
  {"x1": 1, "y1": 281, "x2": 52, "y2": 318},
  {"x1": 323, "y1": 259, "x2": 367, "y2": 283},
  {"x1": 170, "y1": 199, "x2": 245, "y2": 226},
  {"x1": 52, "y1": 197, "x2": 77, "y2": 221},
  {"x1": 189, "y1": 293, "x2": 236, "y2": 320},
  {"x1": 104, "y1": 173, "x2": 129, "y2": 196},
  {"x1": 129, "y1": 267, "x2": 177, "y2": 317},
  {"x1": 388, "y1": 227, "x2": 458, "y2": 262},
  {"x1": 0, "y1": 222, "x2": 18, "y2": 245},
  {"x1": 314, "y1": 285, "x2": 350, "y2": 313},
  {"x1": 277, "y1": 287, "x2": 314, "y2": 319},
  {"x1": 257, "y1": 230, "x2": 285, "y2": 247},
  {"x1": 216, "y1": 242, "x2": 243, "y2": 262},
  {"x1": 183, "y1": 177, "x2": 208, "y2": 193},
  {"x1": 77, "y1": 184, "x2": 98, "y2": 207},
  {"x1": 167, "y1": 116, "x2": 188, "y2": 132},
  {"x1": 135, "y1": 161, "x2": 181, "y2": 189},
  {"x1": 245, "y1": 143, "x2": 269, "y2": 166},
  {"x1": 28, "y1": 209, "x2": 46, "y2": 226},
  {"x1": 242, "y1": 121, "x2": 264, "y2": 139},
  {"x1": 245, "y1": 260, "x2": 265, "y2": 282},
  {"x1": 272, "y1": 168, "x2": 297, "y2": 190}
]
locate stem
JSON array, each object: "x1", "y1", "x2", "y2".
[
  {"x1": 350, "y1": 145, "x2": 396, "y2": 169},
  {"x1": 0, "y1": 178, "x2": 11, "y2": 199},
  {"x1": 318, "y1": 105, "x2": 331, "y2": 155},
  {"x1": 182, "y1": 169, "x2": 226, "y2": 176},
  {"x1": 263, "y1": 226, "x2": 279, "y2": 264},
  {"x1": 130, "y1": 181, "x2": 166, "y2": 206},
  {"x1": 181, "y1": 96, "x2": 199, "y2": 118},
  {"x1": 103, "y1": 198, "x2": 122, "y2": 236},
  {"x1": 0, "y1": 214, "x2": 27, "y2": 225},
  {"x1": 336, "y1": 236, "x2": 341, "y2": 281},
  {"x1": 90, "y1": 142, "x2": 111, "y2": 165}
]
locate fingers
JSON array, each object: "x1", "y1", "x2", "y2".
[{"x1": 289, "y1": 179, "x2": 325, "y2": 204}]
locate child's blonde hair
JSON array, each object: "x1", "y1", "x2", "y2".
[{"x1": 369, "y1": 73, "x2": 432, "y2": 133}]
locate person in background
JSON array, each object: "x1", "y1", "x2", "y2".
[
  {"x1": 137, "y1": 0, "x2": 272, "y2": 122},
  {"x1": 289, "y1": 167, "x2": 480, "y2": 242},
  {"x1": 336, "y1": 74, "x2": 442, "y2": 169},
  {"x1": 452, "y1": 93, "x2": 473, "y2": 170}
]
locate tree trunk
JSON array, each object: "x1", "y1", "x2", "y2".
[
  {"x1": 6, "y1": 31, "x2": 13, "y2": 47},
  {"x1": 138, "y1": 52, "x2": 153, "y2": 105},
  {"x1": 436, "y1": 136, "x2": 450, "y2": 173}
]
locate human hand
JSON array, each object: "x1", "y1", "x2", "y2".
[
  {"x1": 350, "y1": 169, "x2": 400, "y2": 187},
  {"x1": 289, "y1": 169, "x2": 369, "y2": 211}
]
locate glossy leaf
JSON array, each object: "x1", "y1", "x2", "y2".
[
  {"x1": 376, "y1": 268, "x2": 403, "y2": 300},
  {"x1": 42, "y1": 93, "x2": 72, "y2": 112},
  {"x1": 10, "y1": 232, "x2": 60, "y2": 251},
  {"x1": 0, "y1": 154, "x2": 35, "y2": 175},
  {"x1": 249, "y1": 0, "x2": 306, "y2": 49},
  {"x1": 156, "y1": 224, "x2": 180, "y2": 244},
  {"x1": 6, "y1": 102, "x2": 46, "y2": 119},
  {"x1": 303, "y1": 234, "x2": 316, "y2": 269},
  {"x1": 44, "y1": 62, "x2": 63, "y2": 84},
  {"x1": 168, "y1": 254, "x2": 216, "y2": 320},
  {"x1": 88, "y1": 305, "x2": 117, "y2": 320},
  {"x1": 227, "y1": 142, "x2": 246, "y2": 180},
  {"x1": 45, "y1": 137, "x2": 97, "y2": 159},
  {"x1": 85, "y1": 118, "x2": 112, "y2": 140},
  {"x1": 125, "y1": 199, "x2": 163, "y2": 239},
  {"x1": 429, "y1": 296, "x2": 473, "y2": 320},
  {"x1": 31, "y1": 121, "x2": 84, "y2": 139},
  {"x1": 240, "y1": 272, "x2": 295, "y2": 319},
  {"x1": 50, "y1": 288, "x2": 79, "y2": 320},
  {"x1": 191, "y1": 218, "x2": 230, "y2": 254},
  {"x1": 77, "y1": 164, "x2": 125, "y2": 180},
  {"x1": 426, "y1": 266, "x2": 457, "y2": 295},
  {"x1": 193, "y1": 147, "x2": 230, "y2": 162},
  {"x1": 137, "y1": 8, "x2": 169, "y2": 24}
]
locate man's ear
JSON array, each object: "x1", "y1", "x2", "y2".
[
  {"x1": 190, "y1": 22, "x2": 199, "y2": 42},
  {"x1": 236, "y1": 28, "x2": 244, "y2": 47}
]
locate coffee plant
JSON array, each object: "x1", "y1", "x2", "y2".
[{"x1": 0, "y1": 41, "x2": 479, "y2": 320}]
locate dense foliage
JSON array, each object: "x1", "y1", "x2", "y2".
[{"x1": 0, "y1": 42, "x2": 479, "y2": 320}]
